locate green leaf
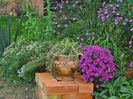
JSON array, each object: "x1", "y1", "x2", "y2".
[{"x1": 108, "y1": 96, "x2": 119, "y2": 99}]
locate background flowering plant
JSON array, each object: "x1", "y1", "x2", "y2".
[
  {"x1": 128, "y1": 61, "x2": 133, "y2": 69},
  {"x1": 78, "y1": 45, "x2": 116, "y2": 87}
]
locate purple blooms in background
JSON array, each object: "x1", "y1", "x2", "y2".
[
  {"x1": 114, "y1": 16, "x2": 122, "y2": 25},
  {"x1": 116, "y1": 0, "x2": 123, "y2": 3},
  {"x1": 97, "y1": 3, "x2": 117, "y2": 21},
  {"x1": 76, "y1": 32, "x2": 96, "y2": 47},
  {"x1": 129, "y1": 37, "x2": 133, "y2": 52},
  {"x1": 97, "y1": 1, "x2": 133, "y2": 56},
  {"x1": 122, "y1": 18, "x2": 129, "y2": 25},
  {"x1": 128, "y1": 61, "x2": 133, "y2": 68},
  {"x1": 64, "y1": 24, "x2": 68, "y2": 28},
  {"x1": 78, "y1": 46, "x2": 116, "y2": 88},
  {"x1": 130, "y1": 28, "x2": 133, "y2": 31}
]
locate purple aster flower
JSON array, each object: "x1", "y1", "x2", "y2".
[
  {"x1": 129, "y1": 45, "x2": 132, "y2": 48},
  {"x1": 96, "y1": 84, "x2": 100, "y2": 88},
  {"x1": 123, "y1": 18, "x2": 129, "y2": 25},
  {"x1": 78, "y1": 46, "x2": 115, "y2": 88},
  {"x1": 129, "y1": 41, "x2": 132, "y2": 45},
  {"x1": 125, "y1": 18, "x2": 129, "y2": 22},
  {"x1": 116, "y1": 0, "x2": 123, "y2": 3},
  {"x1": 130, "y1": 28, "x2": 133, "y2": 31},
  {"x1": 64, "y1": 17, "x2": 68, "y2": 20},
  {"x1": 64, "y1": 24, "x2": 68, "y2": 28},
  {"x1": 129, "y1": 20, "x2": 133, "y2": 23},
  {"x1": 109, "y1": 4, "x2": 113, "y2": 7},
  {"x1": 91, "y1": 32, "x2": 95, "y2": 35},
  {"x1": 112, "y1": 11, "x2": 116, "y2": 14},
  {"x1": 123, "y1": 21, "x2": 127, "y2": 25},
  {"x1": 130, "y1": 50, "x2": 133, "y2": 53},
  {"x1": 114, "y1": 16, "x2": 122, "y2": 25},
  {"x1": 128, "y1": 61, "x2": 133, "y2": 68},
  {"x1": 92, "y1": 37, "x2": 96, "y2": 41},
  {"x1": 82, "y1": 74, "x2": 88, "y2": 82},
  {"x1": 78, "y1": 43, "x2": 82, "y2": 48},
  {"x1": 72, "y1": 17, "x2": 77, "y2": 21}
]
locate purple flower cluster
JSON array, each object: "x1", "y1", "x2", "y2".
[
  {"x1": 53, "y1": 0, "x2": 82, "y2": 35},
  {"x1": 97, "y1": 3, "x2": 117, "y2": 21},
  {"x1": 97, "y1": 1, "x2": 133, "y2": 26},
  {"x1": 129, "y1": 36, "x2": 133, "y2": 53},
  {"x1": 78, "y1": 46, "x2": 116, "y2": 87},
  {"x1": 128, "y1": 61, "x2": 133, "y2": 68},
  {"x1": 97, "y1": 1, "x2": 133, "y2": 55},
  {"x1": 114, "y1": 16, "x2": 122, "y2": 25}
]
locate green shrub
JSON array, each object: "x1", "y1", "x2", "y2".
[
  {"x1": 0, "y1": 41, "x2": 53, "y2": 83},
  {"x1": 94, "y1": 76, "x2": 133, "y2": 99},
  {"x1": 20, "y1": 0, "x2": 54, "y2": 42}
]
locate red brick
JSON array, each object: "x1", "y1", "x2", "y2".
[
  {"x1": 36, "y1": 73, "x2": 78, "y2": 95},
  {"x1": 36, "y1": 85, "x2": 62, "y2": 99},
  {"x1": 62, "y1": 94, "x2": 92, "y2": 99},
  {"x1": 76, "y1": 94, "x2": 92, "y2": 99},
  {"x1": 75, "y1": 78, "x2": 94, "y2": 94},
  {"x1": 62, "y1": 94, "x2": 76, "y2": 99}
]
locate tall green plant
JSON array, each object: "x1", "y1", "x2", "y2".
[
  {"x1": 21, "y1": 0, "x2": 54, "y2": 41},
  {"x1": 0, "y1": 15, "x2": 22, "y2": 53},
  {"x1": 0, "y1": 16, "x2": 11, "y2": 52}
]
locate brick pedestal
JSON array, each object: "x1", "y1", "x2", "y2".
[{"x1": 35, "y1": 73, "x2": 94, "y2": 99}]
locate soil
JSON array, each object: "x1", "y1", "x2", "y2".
[{"x1": 0, "y1": 79, "x2": 37, "y2": 99}]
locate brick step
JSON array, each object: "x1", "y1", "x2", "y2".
[{"x1": 35, "y1": 73, "x2": 94, "y2": 99}]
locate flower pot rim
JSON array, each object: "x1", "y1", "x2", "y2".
[{"x1": 54, "y1": 54, "x2": 77, "y2": 58}]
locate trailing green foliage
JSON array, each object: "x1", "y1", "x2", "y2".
[{"x1": 0, "y1": 41, "x2": 53, "y2": 83}]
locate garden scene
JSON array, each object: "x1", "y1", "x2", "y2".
[{"x1": 0, "y1": 0, "x2": 133, "y2": 99}]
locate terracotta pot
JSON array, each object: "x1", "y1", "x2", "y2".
[
  {"x1": 52, "y1": 55, "x2": 78, "y2": 81},
  {"x1": 117, "y1": 65, "x2": 133, "y2": 78},
  {"x1": 126, "y1": 67, "x2": 133, "y2": 78}
]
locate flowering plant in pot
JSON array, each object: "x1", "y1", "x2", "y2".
[
  {"x1": 78, "y1": 45, "x2": 116, "y2": 88},
  {"x1": 46, "y1": 38, "x2": 80, "y2": 81},
  {"x1": 126, "y1": 61, "x2": 133, "y2": 78}
]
